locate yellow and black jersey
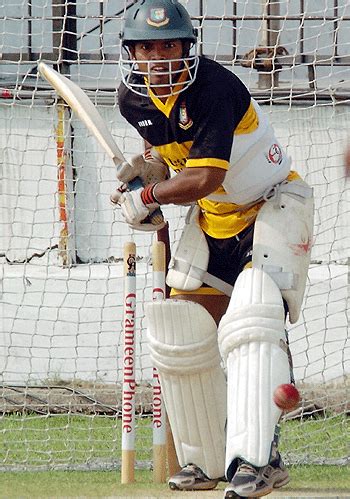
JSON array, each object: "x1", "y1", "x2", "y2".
[
  {"x1": 118, "y1": 57, "x2": 252, "y2": 173},
  {"x1": 118, "y1": 56, "x2": 298, "y2": 238}
]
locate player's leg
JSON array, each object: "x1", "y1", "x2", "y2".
[
  {"x1": 169, "y1": 291, "x2": 230, "y2": 326},
  {"x1": 219, "y1": 267, "x2": 291, "y2": 498},
  {"x1": 146, "y1": 207, "x2": 245, "y2": 491},
  {"x1": 145, "y1": 298, "x2": 227, "y2": 490},
  {"x1": 219, "y1": 179, "x2": 314, "y2": 498},
  {"x1": 149, "y1": 212, "x2": 253, "y2": 489},
  {"x1": 167, "y1": 220, "x2": 254, "y2": 326}
]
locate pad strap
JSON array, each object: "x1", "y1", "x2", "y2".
[{"x1": 170, "y1": 259, "x2": 234, "y2": 296}]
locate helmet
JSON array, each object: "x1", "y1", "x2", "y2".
[
  {"x1": 120, "y1": 0, "x2": 197, "y2": 46},
  {"x1": 119, "y1": 0, "x2": 199, "y2": 97}
]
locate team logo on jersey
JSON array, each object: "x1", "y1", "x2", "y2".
[
  {"x1": 147, "y1": 8, "x2": 169, "y2": 27},
  {"x1": 178, "y1": 102, "x2": 193, "y2": 130},
  {"x1": 267, "y1": 143, "x2": 283, "y2": 165}
]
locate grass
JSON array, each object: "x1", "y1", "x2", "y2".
[
  {"x1": 279, "y1": 414, "x2": 349, "y2": 461},
  {"x1": 0, "y1": 414, "x2": 349, "y2": 496},
  {"x1": 0, "y1": 414, "x2": 152, "y2": 467},
  {"x1": 0, "y1": 467, "x2": 349, "y2": 497}
]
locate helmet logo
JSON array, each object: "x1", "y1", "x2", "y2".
[
  {"x1": 178, "y1": 102, "x2": 193, "y2": 130},
  {"x1": 147, "y1": 8, "x2": 170, "y2": 27}
]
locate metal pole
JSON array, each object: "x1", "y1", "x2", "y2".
[
  {"x1": 52, "y1": 0, "x2": 77, "y2": 72},
  {"x1": 259, "y1": 0, "x2": 281, "y2": 89}
]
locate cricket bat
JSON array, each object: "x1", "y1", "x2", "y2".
[{"x1": 38, "y1": 62, "x2": 163, "y2": 224}]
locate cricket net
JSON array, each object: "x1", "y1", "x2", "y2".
[{"x1": 0, "y1": 0, "x2": 349, "y2": 476}]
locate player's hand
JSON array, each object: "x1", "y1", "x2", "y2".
[
  {"x1": 116, "y1": 149, "x2": 169, "y2": 185},
  {"x1": 116, "y1": 159, "x2": 141, "y2": 184},
  {"x1": 111, "y1": 184, "x2": 166, "y2": 232},
  {"x1": 118, "y1": 187, "x2": 151, "y2": 224}
]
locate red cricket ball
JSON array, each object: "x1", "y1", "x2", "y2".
[{"x1": 273, "y1": 383, "x2": 300, "y2": 411}]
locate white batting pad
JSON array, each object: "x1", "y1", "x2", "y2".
[
  {"x1": 253, "y1": 179, "x2": 314, "y2": 323},
  {"x1": 218, "y1": 268, "x2": 290, "y2": 474},
  {"x1": 146, "y1": 300, "x2": 226, "y2": 479}
]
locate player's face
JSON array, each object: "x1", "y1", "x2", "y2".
[
  {"x1": 120, "y1": 37, "x2": 198, "y2": 97},
  {"x1": 132, "y1": 39, "x2": 184, "y2": 96}
]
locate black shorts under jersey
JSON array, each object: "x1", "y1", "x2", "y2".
[{"x1": 204, "y1": 224, "x2": 254, "y2": 288}]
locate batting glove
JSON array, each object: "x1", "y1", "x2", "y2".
[
  {"x1": 116, "y1": 148, "x2": 169, "y2": 185},
  {"x1": 111, "y1": 184, "x2": 166, "y2": 232}
]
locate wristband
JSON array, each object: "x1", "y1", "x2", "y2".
[{"x1": 141, "y1": 183, "x2": 160, "y2": 206}]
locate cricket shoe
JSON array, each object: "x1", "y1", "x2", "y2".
[
  {"x1": 168, "y1": 463, "x2": 220, "y2": 491},
  {"x1": 224, "y1": 452, "x2": 290, "y2": 498}
]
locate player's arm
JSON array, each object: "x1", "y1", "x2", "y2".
[
  {"x1": 144, "y1": 139, "x2": 153, "y2": 152},
  {"x1": 153, "y1": 166, "x2": 226, "y2": 205},
  {"x1": 113, "y1": 164, "x2": 225, "y2": 230},
  {"x1": 116, "y1": 133, "x2": 226, "y2": 203}
]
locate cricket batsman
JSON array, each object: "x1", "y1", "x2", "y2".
[{"x1": 111, "y1": 1, "x2": 314, "y2": 497}]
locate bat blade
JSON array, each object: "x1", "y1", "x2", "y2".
[
  {"x1": 38, "y1": 62, "x2": 124, "y2": 166},
  {"x1": 38, "y1": 62, "x2": 164, "y2": 227}
]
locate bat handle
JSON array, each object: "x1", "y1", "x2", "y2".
[
  {"x1": 127, "y1": 177, "x2": 144, "y2": 190},
  {"x1": 128, "y1": 177, "x2": 164, "y2": 226}
]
